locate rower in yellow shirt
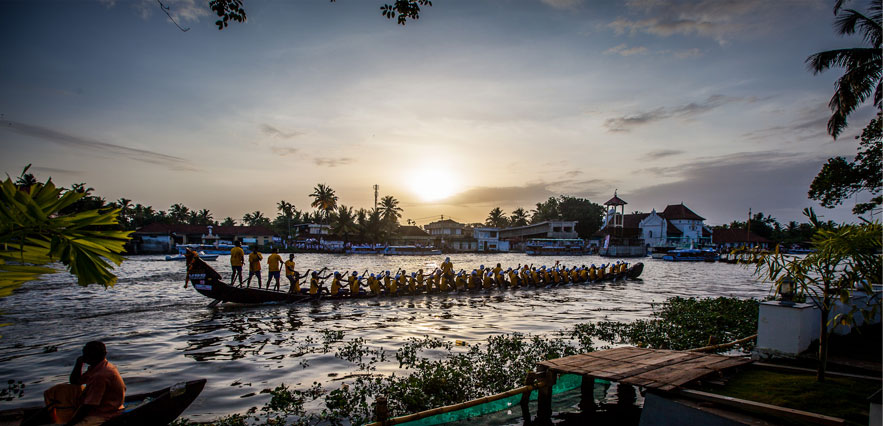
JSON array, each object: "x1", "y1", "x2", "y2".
[
  {"x1": 440, "y1": 257, "x2": 454, "y2": 288},
  {"x1": 284, "y1": 254, "x2": 297, "y2": 290},
  {"x1": 246, "y1": 246, "x2": 263, "y2": 289},
  {"x1": 368, "y1": 274, "x2": 382, "y2": 296},
  {"x1": 229, "y1": 241, "x2": 245, "y2": 286},
  {"x1": 309, "y1": 270, "x2": 332, "y2": 296},
  {"x1": 267, "y1": 248, "x2": 283, "y2": 291}
]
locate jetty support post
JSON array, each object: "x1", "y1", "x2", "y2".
[
  {"x1": 520, "y1": 372, "x2": 539, "y2": 425},
  {"x1": 580, "y1": 375, "x2": 596, "y2": 420},
  {"x1": 535, "y1": 366, "x2": 557, "y2": 425},
  {"x1": 616, "y1": 381, "x2": 636, "y2": 407},
  {"x1": 374, "y1": 395, "x2": 389, "y2": 425}
]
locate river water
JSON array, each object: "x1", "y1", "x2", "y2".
[{"x1": 0, "y1": 254, "x2": 771, "y2": 421}]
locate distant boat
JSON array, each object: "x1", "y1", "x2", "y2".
[
  {"x1": 166, "y1": 253, "x2": 218, "y2": 261},
  {"x1": 661, "y1": 248, "x2": 719, "y2": 262},
  {"x1": 346, "y1": 244, "x2": 381, "y2": 254},
  {"x1": 382, "y1": 245, "x2": 442, "y2": 256},
  {"x1": 525, "y1": 239, "x2": 589, "y2": 256}
]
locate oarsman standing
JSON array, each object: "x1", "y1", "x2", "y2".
[
  {"x1": 246, "y1": 246, "x2": 263, "y2": 288},
  {"x1": 284, "y1": 254, "x2": 297, "y2": 290},
  {"x1": 267, "y1": 248, "x2": 283, "y2": 291},
  {"x1": 230, "y1": 241, "x2": 245, "y2": 286}
]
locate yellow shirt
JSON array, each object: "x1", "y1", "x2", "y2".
[
  {"x1": 369, "y1": 277, "x2": 381, "y2": 295},
  {"x1": 284, "y1": 260, "x2": 296, "y2": 276},
  {"x1": 348, "y1": 275, "x2": 358, "y2": 294},
  {"x1": 310, "y1": 277, "x2": 320, "y2": 295},
  {"x1": 267, "y1": 253, "x2": 283, "y2": 272},
  {"x1": 248, "y1": 252, "x2": 263, "y2": 271},
  {"x1": 331, "y1": 277, "x2": 341, "y2": 296},
  {"x1": 230, "y1": 247, "x2": 245, "y2": 266},
  {"x1": 441, "y1": 261, "x2": 453, "y2": 274},
  {"x1": 291, "y1": 276, "x2": 301, "y2": 293}
]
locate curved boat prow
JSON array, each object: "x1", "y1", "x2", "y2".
[{"x1": 627, "y1": 262, "x2": 644, "y2": 280}]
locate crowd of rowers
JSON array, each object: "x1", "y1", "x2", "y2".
[{"x1": 212, "y1": 242, "x2": 632, "y2": 298}]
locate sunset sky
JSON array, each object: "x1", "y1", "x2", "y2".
[{"x1": 2, "y1": 0, "x2": 878, "y2": 226}]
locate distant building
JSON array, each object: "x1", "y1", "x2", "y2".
[
  {"x1": 498, "y1": 221, "x2": 578, "y2": 251},
  {"x1": 598, "y1": 202, "x2": 712, "y2": 249},
  {"x1": 132, "y1": 224, "x2": 276, "y2": 253},
  {"x1": 474, "y1": 227, "x2": 509, "y2": 252},
  {"x1": 391, "y1": 225, "x2": 433, "y2": 246},
  {"x1": 424, "y1": 219, "x2": 466, "y2": 237},
  {"x1": 712, "y1": 229, "x2": 772, "y2": 249},
  {"x1": 296, "y1": 223, "x2": 330, "y2": 237}
]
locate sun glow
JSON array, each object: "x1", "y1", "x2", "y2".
[{"x1": 408, "y1": 168, "x2": 459, "y2": 202}]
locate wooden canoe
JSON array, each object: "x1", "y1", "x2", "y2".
[
  {"x1": 186, "y1": 257, "x2": 644, "y2": 305},
  {"x1": 1, "y1": 379, "x2": 206, "y2": 426}
]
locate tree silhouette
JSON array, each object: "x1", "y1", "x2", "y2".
[
  {"x1": 486, "y1": 207, "x2": 509, "y2": 228},
  {"x1": 310, "y1": 183, "x2": 338, "y2": 223},
  {"x1": 509, "y1": 208, "x2": 529, "y2": 227},
  {"x1": 207, "y1": 0, "x2": 432, "y2": 30},
  {"x1": 806, "y1": 0, "x2": 881, "y2": 138}
]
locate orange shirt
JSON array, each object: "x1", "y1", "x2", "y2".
[
  {"x1": 267, "y1": 253, "x2": 283, "y2": 272},
  {"x1": 80, "y1": 359, "x2": 126, "y2": 419},
  {"x1": 248, "y1": 252, "x2": 263, "y2": 271},
  {"x1": 230, "y1": 247, "x2": 245, "y2": 267}
]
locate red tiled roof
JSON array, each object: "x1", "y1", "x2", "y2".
[
  {"x1": 425, "y1": 219, "x2": 464, "y2": 228},
  {"x1": 662, "y1": 204, "x2": 705, "y2": 221},
  {"x1": 604, "y1": 194, "x2": 628, "y2": 206},
  {"x1": 397, "y1": 225, "x2": 430, "y2": 237},
  {"x1": 712, "y1": 229, "x2": 772, "y2": 244},
  {"x1": 135, "y1": 223, "x2": 276, "y2": 236},
  {"x1": 666, "y1": 221, "x2": 683, "y2": 236},
  {"x1": 622, "y1": 213, "x2": 649, "y2": 228}
]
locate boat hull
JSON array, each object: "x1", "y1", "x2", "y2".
[
  {"x1": 186, "y1": 258, "x2": 645, "y2": 304},
  {"x1": 4, "y1": 379, "x2": 206, "y2": 426}
]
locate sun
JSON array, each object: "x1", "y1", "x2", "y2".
[{"x1": 408, "y1": 168, "x2": 459, "y2": 202}]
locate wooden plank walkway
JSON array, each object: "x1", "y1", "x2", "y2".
[{"x1": 536, "y1": 346, "x2": 751, "y2": 391}]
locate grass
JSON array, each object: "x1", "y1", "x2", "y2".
[{"x1": 698, "y1": 368, "x2": 880, "y2": 425}]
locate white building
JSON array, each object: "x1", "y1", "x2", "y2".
[
  {"x1": 602, "y1": 203, "x2": 711, "y2": 248},
  {"x1": 473, "y1": 227, "x2": 510, "y2": 252}
]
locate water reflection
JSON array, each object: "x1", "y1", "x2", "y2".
[{"x1": 0, "y1": 254, "x2": 769, "y2": 418}]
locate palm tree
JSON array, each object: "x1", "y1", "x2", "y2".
[
  {"x1": 242, "y1": 211, "x2": 267, "y2": 227},
  {"x1": 379, "y1": 195, "x2": 403, "y2": 225},
  {"x1": 115, "y1": 198, "x2": 132, "y2": 229},
  {"x1": 221, "y1": 217, "x2": 236, "y2": 227},
  {"x1": 169, "y1": 203, "x2": 190, "y2": 224},
  {"x1": 277, "y1": 200, "x2": 295, "y2": 239},
  {"x1": 807, "y1": 0, "x2": 881, "y2": 138},
  {"x1": 486, "y1": 207, "x2": 509, "y2": 228},
  {"x1": 330, "y1": 205, "x2": 358, "y2": 243},
  {"x1": 196, "y1": 208, "x2": 213, "y2": 225},
  {"x1": 309, "y1": 183, "x2": 338, "y2": 223},
  {"x1": 509, "y1": 207, "x2": 529, "y2": 227}
]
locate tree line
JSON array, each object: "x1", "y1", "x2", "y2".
[{"x1": 483, "y1": 196, "x2": 605, "y2": 239}]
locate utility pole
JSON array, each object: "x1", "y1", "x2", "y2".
[{"x1": 373, "y1": 184, "x2": 379, "y2": 210}]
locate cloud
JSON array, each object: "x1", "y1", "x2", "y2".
[
  {"x1": 270, "y1": 146, "x2": 299, "y2": 156},
  {"x1": 260, "y1": 123, "x2": 302, "y2": 139},
  {"x1": 445, "y1": 182, "x2": 558, "y2": 206},
  {"x1": 313, "y1": 157, "x2": 354, "y2": 167},
  {"x1": 627, "y1": 151, "x2": 848, "y2": 224},
  {"x1": 608, "y1": 0, "x2": 799, "y2": 44},
  {"x1": 540, "y1": 0, "x2": 583, "y2": 10},
  {"x1": 1, "y1": 120, "x2": 197, "y2": 172},
  {"x1": 31, "y1": 166, "x2": 82, "y2": 175},
  {"x1": 604, "y1": 44, "x2": 648, "y2": 56},
  {"x1": 666, "y1": 48, "x2": 702, "y2": 59},
  {"x1": 640, "y1": 149, "x2": 684, "y2": 160},
  {"x1": 604, "y1": 94, "x2": 744, "y2": 132}
]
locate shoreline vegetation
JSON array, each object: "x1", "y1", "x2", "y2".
[{"x1": 168, "y1": 296, "x2": 760, "y2": 426}]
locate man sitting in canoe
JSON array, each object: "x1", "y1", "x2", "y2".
[{"x1": 43, "y1": 341, "x2": 125, "y2": 426}]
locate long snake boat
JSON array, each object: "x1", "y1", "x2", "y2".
[
  {"x1": 1, "y1": 379, "x2": 206, "y2": 426},
  {"x1": 186, "y1": 257, "x2": 644, "y2": 305}
]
